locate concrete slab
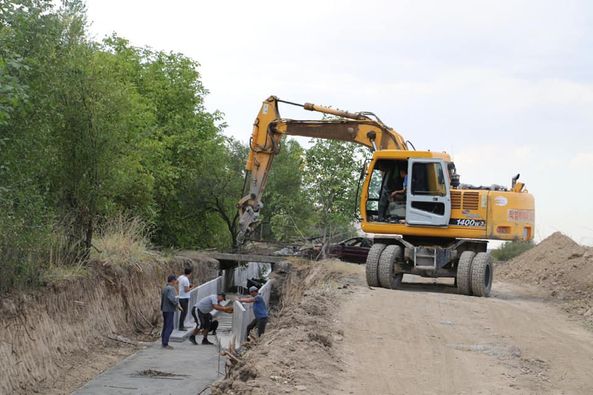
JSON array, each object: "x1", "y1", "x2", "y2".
[
  {"x1": 74, "y1": 339, "x2": 223, "y2": 395},
  {"x1": 169, "y1": 324, "x2": 196, "y2": 342}
]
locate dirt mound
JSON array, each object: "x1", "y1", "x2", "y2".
[
  {"x1": 497, "y1": 232, "x2": 593, "y2": 321},
  {"x1": 212, "y1": 260, "x2": 361, "y2": 395}
]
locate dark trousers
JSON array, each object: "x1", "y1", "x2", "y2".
[
  {"x1": 246, "y1": 317, "x2": 268, "y2": 338},
  {"x1": 378, "y1": 189, "x2": 390, "y2": 220},
  {"x1": 162, "y1": 311, "x2": 174, "y2": 346},
  {"x1": 178, "y1": 298, "x2": 189, "y2": 328},
  {"x1": 193, "y1": 309, "x2": 219, "y2": 336}
]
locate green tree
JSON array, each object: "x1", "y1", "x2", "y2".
[
  {"x1": 0, "y1": 0, "x2": 234, "y2": 292},
  {"x1": 261, "y1": 139, "x2": 313, "y2": 242},
  {"x1": 303, "y1": 140, "x2": 367, "y2": 254}
]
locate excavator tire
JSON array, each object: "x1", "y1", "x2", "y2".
[
  {"x1": 456, "y1": 251, "x2": 475, "y2": 296},
  {"x1": 471, "y1": 252, "x2": 493, "y2": 297},
  {"x1": 366, "y1": 243, "x2": 386, "y2": 287},
  {"x1": 378, "y1": 245, "x2": 403, "y2": 289}
]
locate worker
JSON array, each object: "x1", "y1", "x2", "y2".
[
  {"x1": 190, "y1": 304, "x2": 220, "y2": 337},
  {"x1": 177, "y1": 267, "x2": 193, "y2": 331},
  {"x1": 239, "y1": 286, "x2": 269, "y2": 338},
  {"x1": 390, "y1": 168, "x2": 408, "y2": 200},
  {"x1": 189, "y1": 292, "x2": 227, "y2": 345},
  {"x1": 160, "y1": 274, "x2": 180, "y2": 350}
]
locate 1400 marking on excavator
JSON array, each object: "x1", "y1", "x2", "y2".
[{"x1": 449, "y1": 218, "x2": 486, "y2": 227}]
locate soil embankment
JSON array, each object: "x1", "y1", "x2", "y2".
[
  {"x1": 0, "y1": 252, "x2": 217, "y2": 394},
  {"x1": 212, "y1": 260, "x2": 362, "y2": 394}
]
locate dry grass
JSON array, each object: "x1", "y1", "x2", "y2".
[
  {"x1": 92, "y1": 214, "x2": 153, "y2": 267},
  {"x1": 42, "y1": 264, "x2": 88, "y2": 284},
  {"x1": 38, "y1": 225, "x2": 89, "y2": 285}
]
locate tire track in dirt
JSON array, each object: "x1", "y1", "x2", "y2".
[{"x1": 336, "y1": 273, "x2": 593, "y2": 395}]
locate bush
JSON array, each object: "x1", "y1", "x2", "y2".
[{"x1": 492, "y1": 240, "x2": 535, "y2": 261}]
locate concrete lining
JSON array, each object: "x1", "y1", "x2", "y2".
[{"x1": 74, "y1": 341, "x2": 221, "y2": 395}]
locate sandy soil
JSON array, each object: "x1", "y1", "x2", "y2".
[
  {"x1": 497, "y1": 232, "x2": 593, "y2": 327},
  {"x1": 337, "y1": 273, "x2": 593, "y2": 395},
  {"x1": 215, "y1": 259, "x2": 593, "y2": 394}
]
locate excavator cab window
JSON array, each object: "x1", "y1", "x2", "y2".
[
  {"x1": 405, "y1": 159, "x2": 451, "y2": 226},
  {"x1": 366, "y1": 168, "x2": 383, "y2": 215},
  {"x1": 367, "y1": 159, "x2": 408, "y2": 222}
]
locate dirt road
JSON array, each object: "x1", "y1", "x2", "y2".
[{"x1": 337, "y1": 273, "x2": 593, "y2": 395}]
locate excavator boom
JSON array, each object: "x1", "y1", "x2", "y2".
[{"x1": 237, "y1": 96, "x2": 407, "y2": 242}]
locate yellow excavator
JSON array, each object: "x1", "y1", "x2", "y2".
[{"x1": 238, "y1": 96, "x2": 535, "y2": 297}]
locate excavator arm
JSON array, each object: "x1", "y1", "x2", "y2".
[{"x1": 236, "y1": 96, "x2": 407, "y2": 243}]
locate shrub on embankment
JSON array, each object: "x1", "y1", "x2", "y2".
[{"x1": 492, "y1": 240, "x2": 535, "y2": 261}]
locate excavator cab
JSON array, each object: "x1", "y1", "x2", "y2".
[{"x1": 364, "y1": 153, "x2": 452, "y2": 227}]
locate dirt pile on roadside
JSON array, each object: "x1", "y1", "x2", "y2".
[
  {"x1": 497, "y1": 232, "x2": 593, "y2": 321},
  {"x1": 212, "y1": 259, "x2": 361, "y2": 395},
  {"x1": 0, "y1": 253, "x2": 218, "y2": 395}
]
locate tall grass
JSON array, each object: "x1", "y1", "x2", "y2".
[
  {"x1": 0, "y1": 212, "x2": 154, "y2": 293},
  {"x1": 92, "y1": 214, "x2": 153, "y2": 267}
]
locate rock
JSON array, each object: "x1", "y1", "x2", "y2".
[{"x1": 295, "y1": 385, "x2": 307, "y2": 391}]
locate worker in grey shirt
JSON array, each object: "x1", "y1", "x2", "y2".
[
  {"x1": 160, "y1": 274, "x2": 180, "y2": 349},
  {"x1": 189, "y1": 292, "x2": 229, "y2": 345}
]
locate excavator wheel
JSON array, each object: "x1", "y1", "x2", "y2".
[
  {"x1": 378, "y1": 245, "x2": 403, "y2": 289},
  {"x1": 366, "y1": 243, "x2": 386, "y2": 287},
  {"x1": 456, "y1": 251, "x2": 475, "y2": 296},
  {"x1": 471, "y1": 252, "x2": 493, "y2": 297}
]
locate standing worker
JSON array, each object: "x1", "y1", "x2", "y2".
[
  {"x1": 177, "y1": 267, "x2": 193, "y2": 330},
  {"x1": 239, "y1": 286, "x2": 269, "y2": 338},
  {"x1": 189, "y1": 292, "x2": 230, "y2": 345},
  {"x1": 161, "y1": 274, "x2": 180, "y2": 349}
]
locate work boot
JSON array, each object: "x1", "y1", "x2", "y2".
[
  {"x1": 189, "y1": 335, "x2": 197, "y2": 345},
  {"x1": 201, "y1": 338, "x2": 213, "y2": 345}
]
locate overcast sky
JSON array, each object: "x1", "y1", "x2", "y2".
[{"x1": 85, "y1": 0, "x2": 593, "y2": 245}]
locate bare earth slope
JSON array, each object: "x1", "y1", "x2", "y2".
[
  {"x1": 337, "y1": 273, "x2": 593, "y2": 395},
  {"x1": 497, "y1": 232, "x2": 593, "y2": 323}
]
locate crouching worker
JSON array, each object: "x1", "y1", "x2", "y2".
[
  {"x1": 239, "y1": 286, "x2": 269, "y2": 338},
  {"x1": 190, "y1": 292, "x2": 229, "y2": 345},
  {"x1": 191, "y1": 305, "x2": 219, "y2": 336}
]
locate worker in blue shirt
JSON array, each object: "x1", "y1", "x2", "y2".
[{"x1": 239, "y1": 286, "x2": 269, "y2": 338}]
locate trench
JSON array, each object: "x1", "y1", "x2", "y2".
[{"x1": 0, "y1": 254, "x2": 218, "y2": 395}]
